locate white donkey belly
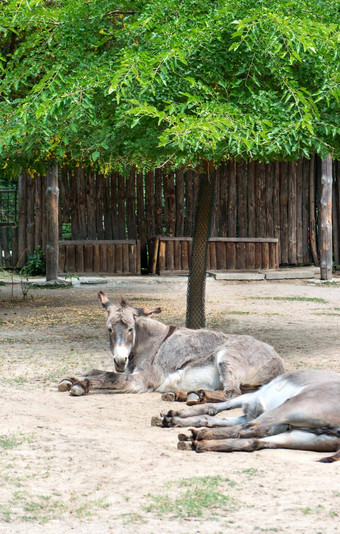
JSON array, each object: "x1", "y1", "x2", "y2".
[{"x1": 157, "y1": 365, "x2": 222, "y2": 393}]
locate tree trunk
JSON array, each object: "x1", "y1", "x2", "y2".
[
  {"x1": 320, "y1": 154, "x2": 333, "y2": 280},
  {"x1": 186, "y1": 164, "x2": 216, "y2": 329},
  {"x1": 46, "y1": 164, "x2": 59, "y2": 281}
]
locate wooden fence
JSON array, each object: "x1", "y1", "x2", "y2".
[
  {"x1": 150, "y1": 237, "x2": 279, "y2": 274},
  {"x1": 1, "y1": 158, "x2": 339, "y2": 271}
]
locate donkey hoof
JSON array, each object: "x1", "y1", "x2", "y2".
[
  {"x1": 177, "y1": 431, "x2": 193, "y2": 442},
  {"x1": 69, "y1": 384, "x2": 86, "y2": 396},
  {"x1": 161, "y1": 392, "x2": 176, "y2": 402},
  {"x1": 58, "y1": 379, "x2": 73, "y2": 392},
  {"x1": 151, "y1": 416, "x2": 163, "y2": 427},
  {"x1": 177, "y1": 440, "x2": 194, "y2": 451},
  {"x1": 186, "y1": 392, "x2": 200, "y2": 406}
]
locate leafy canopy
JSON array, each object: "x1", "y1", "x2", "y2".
[{"x1": 0, "y1": 0, "x2": 339, "y2": 176}]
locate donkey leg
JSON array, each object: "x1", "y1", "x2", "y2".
[
  {"x1": 58, "y1": 369, "x2": 106, "y2": 392},
  {"x1": 186, "y1": 389, "x2": 232, "y2": 405},
  {"x1": 320, "y1": 447, "x2": 340, "y2": 463},
  {"x1": 65, "y1": 370, "x2": 152, "y2": 396},
  {"x1": 162, "y1": 392, "x2": 248, "y2": 420},
  {"x1": 177, "y1": 423, "x2": 245, "y2": 443},
  {"x1": 161, "y1": 391, "x2": 188, "y2": 402},
  {"x1": 162, "y1": 414, "x2": 246, "y2": 428}
]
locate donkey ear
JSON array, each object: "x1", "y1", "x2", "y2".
[
  {"x1": 98, "y1": 291, "x2": 114, "y2": 312},
  {"x1": 134, "y1": 305, "x2": 162, "y2": 317}
]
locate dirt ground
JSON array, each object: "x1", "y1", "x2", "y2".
[{"x1": 0, "y1": 275, "x2": 340, "y2": 534}]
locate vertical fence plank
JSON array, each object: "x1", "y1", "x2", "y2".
[
  {"x1": 280, "y1": 162, "x2": 288, "y2": 264},
  {"x1": 248, "y1": 161, "x2": 256, "y2": 237},
  {"x1": 110, "y1": 173, "x2": 118, "y2": 239},
  {"x1": 256, "y1": 162, "x2": 266, "y2": 237},
  {"x1": 34, "y1": 175, "x2": 42, "y2": 250},
  {"x1": 288, "y1": 161, "x2": 297, "y2": 264},
  {"x1": 122, "y1": 243, "x2": 129, "y2": 273},
  {"x1": 176, "y1": 168, "x2": 185, "y2": 236},
  {"x1": 309, "y1": 155, "x2": 318, "y2": 266},
  {"x1": 145, "y1": 170, "x2": 155, "y2": 242},
  {"x1": 126, "y1": 167, "x2": 137, "y2": 239},
  {"x1": 84, "y1": 244, "x2": 94, "y2": 273},
  {"x1": 265, "y1": 163, "x2": 274, "y2": 237},
  {"x1": 228, "y1": 161, "x2": 237, "y2": 236},
  {"x1": 76, "y1": 243, "x2": 84, "y2": 273},
  {"x1": 117, "y1": 173, "x2": 126, "y2": 239},
  {"x1": 103, "y1": 175, "x2": 112, "y2": 239},
  {"x1": 237, "y1": 161, "x2": 247, "y2": 237},
  {"x1": 296, "y1": 159, "x2": 303, "y2": 264},
  {"x1": 100, "y1": 244, "x2": 108, "y2": 273},
  {"x1": 211, "y1": 167, "x2": 220, "y2": 237},
  {"x1": 226, "y1": 242, "x2": 236, "y2": 269},
  {"x1": 87, "y1": 171, "x2": 96, "y2": 239},
  {"x1": 77, "y1": 168, "x2": 87, "y2": 240},
  {"x1": 26, "y1": 174, "x2": 35, "y2": 255},
  {"x1": 60, "y1": 167, "x2": 71, "y2": 224},
  {"x1": 181, "y1": 240, "x2": 189, "y2": 271},
  {"x1": 93, "y1": 244, "x2": 100, "y2": 272},
  {"x1": 158, "y1": 240, "x2": 166, "y2": 272},
  {"x1": 137, "y1": 172, "x2": 147, "y2": 268},
  {"x1": 95, "y1": 174, "x2": 104, "y2": 239},
  {"x1": 216, "y1": 241, "x2": 226, "y2": 269},
  {"x1": 59, "y1": 243, "x2": 65, "y2": 273},
  {"x1": 273, "y1": 162, "x2": 280, "y2": 254},
  {"x1": 302, "y1": 159, "x2": 310, "y2": 263},
  {"x1": 245, "y1": 242, "x2": 255, "y2": 270},
  {"x1": 219, "y1": 163, "x2": 228, "y2": 237},
  {"x1": 17, "y1": 172, "x2": 27, "y2": 267},
  {"x1": 154, "y1": 168, "x2": 163, "y2": 235},
  {"x1": 129, "y1": 243, "x2": 137, "y2": 274},
  {"x1": 184, "y1": 170, "x2": 194, "y2": 236},
  {"x1": 164, "y1": 172, "x2": 176, "y2": 237}
]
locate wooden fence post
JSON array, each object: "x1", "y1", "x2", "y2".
[
  {"x1": 17, "y1": 172, "x2": 27, "y2": 268},
  {"x1": 46, "y1": 164, "x2": 59, "y2": 281},
  {"x1": 320, "y1": 154, "x2": 333, "y2": 280}
]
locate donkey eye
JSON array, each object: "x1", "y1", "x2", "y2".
[
  {"x1": 128, "y1": 327, "x2": 134, "y2": 333},
  {"x1": 108, "y1": 327, "x2": 113, "y2": 333}
]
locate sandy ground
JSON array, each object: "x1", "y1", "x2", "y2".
[{"x1": 0, "y1": 275, "x2": 340, "y2": 534}]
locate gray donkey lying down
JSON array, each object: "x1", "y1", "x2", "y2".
[
  {"x1": 58, "y1": 292, "x2": 284, "y2": 399},
  {"x1": 157, "y1": 369, "x2": 340, "y2": 462}
]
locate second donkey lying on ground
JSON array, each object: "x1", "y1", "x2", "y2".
[{"x1": 58, "y1": 292, "x2": 284, "y2": 399}]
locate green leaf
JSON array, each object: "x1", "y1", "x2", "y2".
[{"x1": 91, "y1": 151, "x2": 100, "y2": 162}]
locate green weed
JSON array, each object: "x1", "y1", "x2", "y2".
[
  {"x1": 145, "y1": 475, "x2": 238, "y2": 518},
  {"x1": 0, "y1": 433, "x2": 35, "y2": 450}
]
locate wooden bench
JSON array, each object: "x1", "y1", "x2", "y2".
[
  {"x1": 149, "y1": 237, "x2": 279, "y2": 274},
  {"x1": 59, "y1": 240, "x2": 141, "y2": 275}
]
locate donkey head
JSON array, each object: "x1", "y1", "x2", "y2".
[{"x1": 98, "y1": 291, "x2": 161, "y2": 373}]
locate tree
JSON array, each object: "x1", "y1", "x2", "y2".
[{"x1": 1, "y1": 0, "x2": 339, "y2": 320}]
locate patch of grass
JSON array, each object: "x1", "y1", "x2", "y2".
[
  {"x1": 0, "y1": 433, "x2": 35, "y2": 450},
  {"x1": 120, "y1": 512, "x2": 147, "y2": 525},
  {"x1": 0, "y1": 505, "x2": 11, "y2": 522},
  {"x1": 235, "y1": 467, "x2": 259, "y2": 477},
  {"x1": 73, "y1": 498, "x2": 110, "y2": 518},
  {"x1": 248, "y1": 296, "x2": 328, "y2": 304},
  {"x1": 313, "y1": 312, "x2": 340, "y2": 316},
  {"x1": 145, "y1": 476, "x2": 238, "y2": 519}
]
